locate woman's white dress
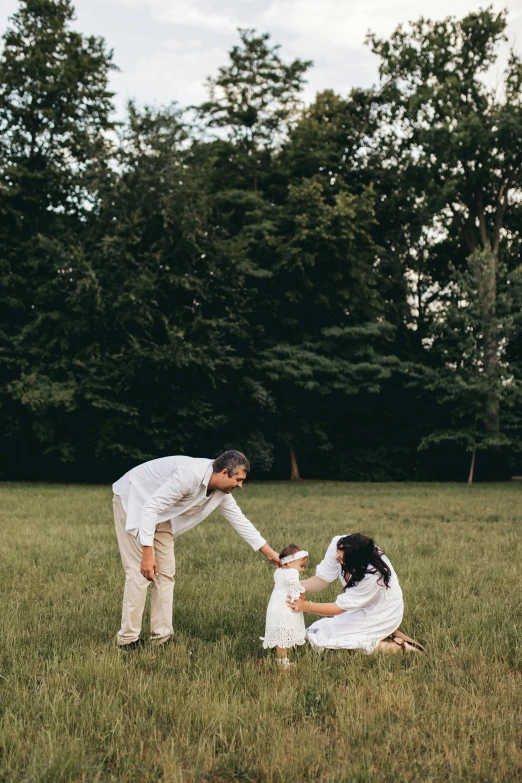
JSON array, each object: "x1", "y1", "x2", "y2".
[
  {"x1": 306, "y1": 535, "x2": 404, "y2": 654},
  {"x1": 263, "y1": 567, "x2": 306, "y2": 649}
]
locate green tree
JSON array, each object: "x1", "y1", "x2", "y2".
[
  {"x1": 199, "y1": 28, "x2": 311, "y2": 192},
  {"x1": 236, "y1": 175, "x2": 399, "y2": 479},
  {"x1": 0, "y1": 0, "x2": 116, "y2": 313},
  {"x1": 57, "y1": 102, "x2": 257, "y2": 467},
  {"x1": 369, "y1": 7, "x2": 522, "y2": 477},
  {"x1": 413, "y1": 250, "x2": 522, "y2": 481},
  {"x1": 278, "y1": 88, "x2": 421, "y2": 334},
  {"x1": 196, "y1": 28, "x2": 313, "y2": 318},
  {"x1": 0, "y1": 0, "x2": 116, "y2": 468}
]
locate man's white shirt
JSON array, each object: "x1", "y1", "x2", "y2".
[{"x1": 112, "y1": 456, "x2": 266, "y2": 549}]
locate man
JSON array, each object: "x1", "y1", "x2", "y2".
[{"x1": 112, "y1": 449, "x2": 279, "y2": 650}]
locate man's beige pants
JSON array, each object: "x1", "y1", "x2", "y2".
[{"x1": 113, "y1": 494, "x2": 175, "y2": 645}]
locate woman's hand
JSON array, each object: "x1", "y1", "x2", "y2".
[
  {"x1": 286, "y1": 595, "x2": 306, "y2": 613},
  {"x1": 286, "y1": 596, "x2": 346, "y2": 617}
]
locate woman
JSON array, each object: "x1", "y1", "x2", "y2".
[{"x1": 288, "y1": 533, "x2": 420, "y2": 654}]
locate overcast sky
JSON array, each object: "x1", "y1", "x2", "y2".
[{"x1": 1, "y1": 0, "x2": 521, "y2": 117}]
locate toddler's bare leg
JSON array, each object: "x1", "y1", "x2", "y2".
[{"x1": 276, "y1": 646, "x2": 288, "y2": 659}]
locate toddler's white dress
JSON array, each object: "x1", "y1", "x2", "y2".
[{"x1": 262, "y1": 567, "x2": 306, "y2": 649}]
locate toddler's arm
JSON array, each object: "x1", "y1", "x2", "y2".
[{"x1": 285, "y1": 570, "x2": 306, "y2": 600}]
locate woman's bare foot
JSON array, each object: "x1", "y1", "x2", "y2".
[{"x1": 377, "y1": 637, "x2": 422, "y2": 654}]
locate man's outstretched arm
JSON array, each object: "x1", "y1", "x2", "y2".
[
  {"x1": 219, "y1": 494, "x2": 280, "y2": 565},
  {"x1": 258, "y1": 542, "x2": 281, "y2": 566}
]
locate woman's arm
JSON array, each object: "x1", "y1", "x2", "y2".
[
  {"x1": 287, "y1": 596, "x2": 345, "y2": 617},
  {"x1": 299, "y1": 576, "x2": 330, "y2": 593}
]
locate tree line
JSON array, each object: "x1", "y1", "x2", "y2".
[{"x1": 1, "y1": 0, "x2": 521, "y2": 482}]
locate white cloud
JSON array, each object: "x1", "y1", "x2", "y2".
[
  {"x1": 162, "y1": 4, "x2": 241, "y2": 32},
  {"x1": 0, "y1": 0, "x2": 24, "y2": 22},
  {"x1": 114, "y1": 38, "x2": 228, "y2": 108},
  {"x1": 1, "y1": 0, "x2": 521, "y2": 116},
  {"x1": 262, "y1": 0, "x2": 520, "y2": 45},
  {"x1": 105, "y1": 0, "x2": 244, "y2": 31},
  {"x1": 260, "y1": 0, "x2": 522, "y2": 101}
]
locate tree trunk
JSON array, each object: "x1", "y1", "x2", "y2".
[
  {"x1": 483, "y1": 254, "x2": 500, "y2": 432},
  {"x1": 289, "y1": 447, "x2": 301, "y2": 481},
  {"x1": 472, "y1": 246, "x2": 500, "y2": 431},
  {"x1": 467, "y1": 443, "x2": 476, "y2": 484}
]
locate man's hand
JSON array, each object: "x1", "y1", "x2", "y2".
[
  {"x1": 259, "y1": 543, "x2": 281, "y2": 567},
  {"x1": 141, "y1": 546, "x2": 158, "y2": 581}
]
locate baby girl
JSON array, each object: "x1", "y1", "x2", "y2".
[{"x1": 262, "y1": 544, "x2": 308, "y2": 666}]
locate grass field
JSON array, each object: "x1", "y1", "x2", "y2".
[{"x1": 1, "y1": 481, "x2": 521, "y2": 783}]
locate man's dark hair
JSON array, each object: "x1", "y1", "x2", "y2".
[{"x1": 213, "y1": 450, "x2": 250, "y2": 476}]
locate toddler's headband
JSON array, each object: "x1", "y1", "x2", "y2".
[{"x1": 280, "y1": 550, "x2": 309, "y2": 565}]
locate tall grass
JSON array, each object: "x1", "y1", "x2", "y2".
[{"x1": 0, "y1": 481, "x2": 521, "y2": 782}]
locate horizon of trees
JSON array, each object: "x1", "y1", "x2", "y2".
[{"x1": 1, "y1": 0, "x2": 521, "y2": 483}]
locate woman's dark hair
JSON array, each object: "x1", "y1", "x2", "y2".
[
  {"x1": 279, "y1": 543, "x2": 304, "y2": 561},
  {"x1": 336, "y1": 534, "x2": 391, "y2": 590}
]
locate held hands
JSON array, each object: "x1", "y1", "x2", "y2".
[
  {"x1": 141, "y1": 547, "x2": 158, "y2": 581},
  {"x1": 259, "y1": 543, "x2": 281, "y2": 567}
]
